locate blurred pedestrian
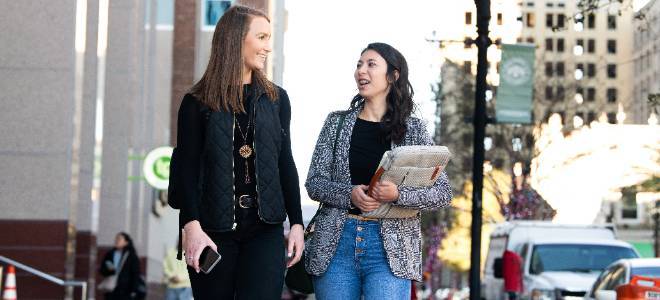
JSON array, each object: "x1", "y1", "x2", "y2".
[
  {"x1": 98, "y1": 232, "x2": 143, "y2": 299},
  {"x1": 175, "y1": 4, "x2": 304, "y2": 299},
  {"x1": 163, "y1": 239, "x2": 192, "y2": 300},
  {"x1": 502, "y1": 249, "x2": 523, "y2": 300},
  {"x1": 304, "y1": 42, "x2": 453, "y2": 300}
]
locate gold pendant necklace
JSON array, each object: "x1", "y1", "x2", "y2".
[{"x1": 235, "y1": 104, "x2": 254, "y2": 184}]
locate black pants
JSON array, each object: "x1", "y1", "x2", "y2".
[{"x1": 188, "y1": 207, "x2": 285, "y2": 299}]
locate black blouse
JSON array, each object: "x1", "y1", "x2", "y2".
[{"x1": 348, "y1": 118, "x2": 391, "y2": 214}]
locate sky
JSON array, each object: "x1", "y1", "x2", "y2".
[{"x1": 281, "y1": 0, "x2": 653, "y2": 211}]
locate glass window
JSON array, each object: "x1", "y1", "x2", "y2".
[
  {"x1": 546, "y1": 38, "x2": 554, "y2": 51},
  {"x1": 587, "y1": 87, "x2": 596, "y2": 102},
  {"x1": 587, "y1": 63, "x2": 596, "y2": 78},
  {"x1": 545, "y1": 62, "x2": 554, "y2": 76},
  {"x1": 588, "y1": 39, "x2": 595, "y2": 53},
  {"x1": 557, "y1": 14, "x2": 566, "y2": 28},
  {"x1": 607, "y1": 112, "x2": 617, "y2": 124},
  {"x1": 464, "y1": 61, "x2": 472, "y2": 74},
  {"x1": 466, "y1": 12, "x2": 472, "y2": 25},
  {"x1": 607, "y1": 40, "x2": 617, "y2": 54},
  {"x1": 497, "y1": 13, "x2": 503, "y2": 25},
  {"x1": 526, "y1": 12, "x2": 535, "y2": 27},
  {"x1": 529, "y1": 244, "x2": 637, "y2": 274},
  {"x1": 557, "y1": 38, "x2": 565, "y2": 52},
  {"x1": 587, "y1": 111, "x2": 596, "y2": 123},
  {"x1": 144, "y1": 0, "x2": 175, "y2": 26},
  {"x1": 556, "y1": 62, "x2": 565, "y2": 77},
  {"x1": 587, "y1": 13, "x2": 595, "y2": 29},
  {"x1": 556, "y1": 86, "x2": 565, "y2": 100},
  {"x1": 608, "y1": 15, "x2": 617, "y2": 30},
  {"x1": 607, "y1": 88, "x2": 617, "y2": 103},
  {"x1": 526, "y1": 37, "x2": 535, "y2": 44},
  {"x1": 204, "y1": 0, "x2": 233, "y2": 27},
  {"x1": 607, "y1": 64, "x2": 617, "y2": 79},
  {"x1": 545, "y1": 86, "x2": 554, "y2": 100},
  {"x1": 546, "y1": 13, "x2": 554, "y2": 28},
  {"x1": 631, "y1": 267, "x2": 660, "y2": 278}
]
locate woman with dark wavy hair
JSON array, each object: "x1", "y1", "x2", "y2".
[
  {"x1": 175, "y1": 4, "x2": 304, "y2": 299},
  {"x1": 304, "y1": 42, "x2": 452, "y2": 299}
]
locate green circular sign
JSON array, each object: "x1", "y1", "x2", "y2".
[{"x1": 143, "y1": 147, "x2": 173, "y2": 190}]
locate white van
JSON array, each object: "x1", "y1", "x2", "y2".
[{"x1": 482, "y1": 221, "x2": 639, "y2": 300}]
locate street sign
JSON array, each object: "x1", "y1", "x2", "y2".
[
  {"x1": 496, "y1": 44, "x2": 535, "y2": 124},
  {"x1": 142, "y1": 146, "x2": 173, "y2": 190}
]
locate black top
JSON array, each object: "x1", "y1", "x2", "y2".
[
  {"x1": 233, "y1": 84, "x2": 258, "y2": 196},
  {"x1": 348, "y1": 118, "x2": 391, "y2": 214},
  {"x1": 177, "y1": 86, "x2": 303, "y2": 227}
]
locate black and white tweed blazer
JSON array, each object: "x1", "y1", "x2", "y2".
[{"x1": 303, "y1": 107, "x2": 453, "y2": 281}]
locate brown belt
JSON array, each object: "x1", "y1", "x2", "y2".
[{"x1": 347, "y1": 214, "x2": 378, "y2": 221}]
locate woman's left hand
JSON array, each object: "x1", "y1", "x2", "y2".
[
  {"x1": 286, "y1": 224, "x2": 305, "y2": 268},
  {"x1": 371, "y1": 181, "x2": 400, "y2": 203}
]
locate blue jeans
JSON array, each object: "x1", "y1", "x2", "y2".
[
  {"x1": 313, "y1": 218, "x2": 411, "y2": 300},
  {"x1": 165, "y1": 287, "x2": 192, "y2": 300}
]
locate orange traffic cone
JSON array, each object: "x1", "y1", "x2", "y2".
[{"x1": 2, "y1": 265, "x2": 17, "y2": 300}]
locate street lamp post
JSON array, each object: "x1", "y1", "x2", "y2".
[{"x1": 470, "y1": 0, "x2": 491, "y2": 299}]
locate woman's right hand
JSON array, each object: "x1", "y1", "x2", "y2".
[
  {"x1": 183, "y1": 220, "x2": 217, "y2": 273},
  {"x1": 351, "y1": 185, "x2": 381, "y2": 212}
]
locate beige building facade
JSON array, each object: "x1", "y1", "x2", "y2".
[{"x1": 632, "y1": 0, "x2": 660, "y2": 124}]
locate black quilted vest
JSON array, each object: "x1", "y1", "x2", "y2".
[{"x1": 199, "y1": 89, "x2": 287, "y2": 231}]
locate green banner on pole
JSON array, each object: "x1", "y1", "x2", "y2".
[{"x1": 496, "y1": 44, "x2": 535, "y2": 124}]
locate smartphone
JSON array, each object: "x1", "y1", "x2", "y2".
[{"x1": 199, "y1": 246, "x2": 221, "y2": 274}]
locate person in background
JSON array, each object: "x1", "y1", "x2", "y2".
[
  {"x1": 163, "y1": 238, "x2": 192, "y2": 300},
  {"x1": 502, "y1": 249, "x2": 523, "y2": 300},
  {"x1": 99, "y1": 232, "x2": 142, "y2": 299}
]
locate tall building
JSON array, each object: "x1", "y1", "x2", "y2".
[
  {"x1": 519, "y1": 0, "x2": 635, "y2": 126},
  {"x1": 632, "y1": 0, "x2": 660, "y2": 124},
  {"x1": 0, "y1": 0, "x2": 285, "y2": 298}
]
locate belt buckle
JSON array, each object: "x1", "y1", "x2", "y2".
[{"x1": 238, "y1": 195, "x2": 253, "y2": 208}]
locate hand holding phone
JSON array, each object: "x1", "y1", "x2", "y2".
[{"x1": 199, "y1": 246, "x2": 221, "y2": 274}]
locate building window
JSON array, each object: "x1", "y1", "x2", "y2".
[
  {"x1": 575, "y1": 112, "x2": 584, "y2": 121},
  {"x1": 557, "y1": 14, "x2": 566, "y2": 28},
  {"x1": 497, "y1": 13, "x2": 503, "y2": 25},
  {"x1": 545, "y1": 62, "x2": 554, "y2": 76},
  {"x1": 464, "y1": 37, "x2": 472, "y2": 48},
  {"x1": 526, "y1": 13, "x2": 535, "y2": 27},
  {"x1": 587, "y1": 13, "x2": 595, "y2": 29},
  {"x1": 526, "y1": 37, "x2": 535, "y2": 44},
  {"x1": 546, "y1": 38, "x2": 554, "y2": 51},
  {"x1": 607, "y1": 112, "x2": 617, "y2": 124},
  {"x1": 587, "y1": 63, "x2": 596, "y2": 78},
  {"x1": 145, "y1": 0, "x2": 175, "y2": 26},
  {"x1": 464, "y1": 61, "x2": 472, "y2": 74},
  {"x1": 587, "y1": 111, "x2": 596, "y2": 123},
  {"x1": 545, "y1": 86, "x2": 554, "y2": 100},
  {"x1": 587, "y1": 39, "x2": 595, "y2": 53},
  {"x1": 204, "y1": 0, "x2": 233, "y2": 27},
  {"x1": 527, "y1": 2, "x2": 534, "y2": 6},
  {"x1": 556, "y1": 62, "x2": 565, "y2": 77},
  {"x1": 575, "y1": 39, "x2": 584, "y2": 55},
  {"x1": 607, "y1": 40, "x2": 617, "y2": 54},
  {"x1": 557, "y1": 38, "x2": 565, "y2": 52},
  {"x1": 466, "y1": 12, "x2": 472, "y2": 25},
  {"x1": 608, "y1": 15, "x2": 617, "y2": 30},
  {"x1": 546, "y1": 13, "x2": 554, "y2": 28},
  {"x1": 586, "y1": 87, "x2": 596, "y2": 102},
  {"x1": 576, "y1": 63, "x2": 584, "y2": 80},
  {"x1": 546, "y1": 2, "x2": 554, "y2": 7},
  {"x1": 607, "y1": 88, "x2": 617, "y2": 103},
  {"x1": 558, "y1": 2, "x2": 565, "y2": 7},
  {"x1": 607, "y1": 64, "x2": 617, "y2": 78},
  {"x1": 556, "y1": 86, "x2": 565, "y2": 100}
]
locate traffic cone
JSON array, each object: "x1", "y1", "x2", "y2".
[{"x1": 2, "y1": 265, "x2": 17, "y2": 300}]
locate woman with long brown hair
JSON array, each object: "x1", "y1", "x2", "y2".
[{"x1": 175, "y1": 5, "x2": 304, "y2": 299}]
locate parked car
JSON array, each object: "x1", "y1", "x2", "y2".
[
  {"x1": 483, "y1": 221, "x2": 639, "y2": 300},
  {"x1": 585, "y1": 258, "x2": 660, "y2": 300}
]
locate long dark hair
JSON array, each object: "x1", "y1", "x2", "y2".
[
  {"x1": 117, "y1": 232, "x2": 137, "y2": 254},
  {"x1": 190, "y1": 5, "x2": 277, "y2": 113},
  {"x1": 350, "y1": 42, "x2": 414, "y2": 144}
]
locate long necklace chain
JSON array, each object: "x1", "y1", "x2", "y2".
[{"x1": 235, "y1": 103, "x2": 254, "y2": 184}]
